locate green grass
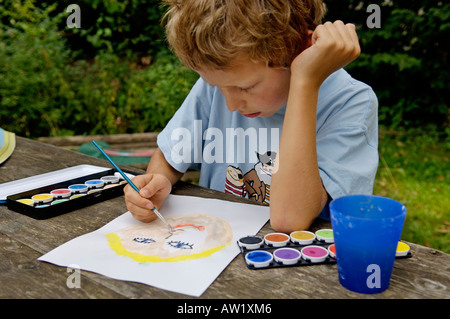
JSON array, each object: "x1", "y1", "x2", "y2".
[{"x1": 374, "y1": 127, "x2": 449, "y2": 253}]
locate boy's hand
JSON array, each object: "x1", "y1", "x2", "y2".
[
  {"x1": 124, "y1": 173, "x2": 172, "y2": 222},
  {"x1": 291, "y1": 20, "x2": 360, "y2": 88}
]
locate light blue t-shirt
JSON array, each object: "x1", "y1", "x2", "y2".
[{"x1": 157, "y1": 68, "x2": 378, "y2": 220}]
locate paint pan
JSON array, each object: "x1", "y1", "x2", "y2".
[
  {"x1": 328, "y1": 243, "x2": 336, "y2": 258},
  {"x1": 301, "y1": 245, "x2": 329, "y2": 263},
  {"x1": 290, "y1": 230, "x2": 316, "y2": 245},
  {"x1": 396, "y1": 241, "x2": 410, "y2": 257},
  {"x1": 264, "y1": 233, "x2": 290, "y2": 247},
  {"x1": 0, "y1": 164, "x2": 110, "y2": 202},
  {"x1": 238, "y1": 232, "x2": 411, "y2": 270},
  {"x1": 17, "y1": 199, "x2": 34, "y2": 206},
  {"x1": 273, "y1": 248, "x2": 301, "y2": 265},
  {"x1": 85, "y1": 179, "x2": 104, "y2": 189},
  {"x1": 51, "y1": 199, "x2": 69, "y2": 205},
  {"x1": 103, "y1": 183, "x2": 121, "y2": 190},
  {"x1": 50, "y1": 189, "x2": 71, "y2": 199},
  {"x1": 68, "y1": 184, "x2": 88, "y2": 194},
  {"x1": 31, "y1": 193, "x2": 53, "y2": 204},
  {"x1": 101, "y1": 175, "x2": 119, "y2": 185},
  {"x1": 70, "y1": 194, "x2": 86, "y2": 200},
  {"x1": 315, "y1": 229, "x2": 334, "y2": 243},
  {"x1": 5, "y1": 166, "x2": 137, "y2": 220},
  {"x1": 245, "y1": 250, "x2": 273, "y2": 268},
  {"x1": 238, "y1": 236, "x2": 264, "y2": 250},
  {"x1": 88, "y1": 189, "x2": 102, "y2": 194}
]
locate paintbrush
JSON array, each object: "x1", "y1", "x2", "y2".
[{"x1": 92, "y1": 140, "x2": 174, "y2": 232}]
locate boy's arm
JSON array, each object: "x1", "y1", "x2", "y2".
[
  {"x1": 124, "y1": 148, "x2": 183, "y2": 222},
  {"x1": 270, "y1": 21, "x2": 361, "y2": 232},
  {"x1": 146, "y1": 148, "x2": 184, "y2": 186}
]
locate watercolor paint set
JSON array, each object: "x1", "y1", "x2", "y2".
[
  {"x1": 238, "y1": 230, "x2": 412, "y2": 270},
  {"x1": 2, "y1": 165, "x2": 136, "y2": 220}
]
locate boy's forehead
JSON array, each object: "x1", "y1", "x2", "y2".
[{"x1": 197, "y1": 55, "x2": 266, "y2": 88}]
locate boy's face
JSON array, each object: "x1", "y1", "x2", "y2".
[{"x1": 197, "y1": 54, "x2": 291, "y2": 118}]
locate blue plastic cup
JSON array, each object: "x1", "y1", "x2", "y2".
[{"x1": 330, "y1": 195, "x2": 407, "y2": 294}]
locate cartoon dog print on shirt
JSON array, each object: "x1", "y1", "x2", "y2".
[
  {"x1": 224, "y1": 151, "x2": 277, "y2": 205},
  {"x1": 224, "y1": 165, "x2": 247, "y2": 197}
]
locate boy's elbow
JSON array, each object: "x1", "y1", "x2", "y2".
[
  {"x1": 269, "y1": 184, "x2": 328, "y2": 233},
  {"x1": 269, "y1": 218, "x2": 296, "y2": 233},
  {"x1": 269, "y1": 206, "x2": 315, "y2": 233}
]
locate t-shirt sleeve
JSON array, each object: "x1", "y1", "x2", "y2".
[
  {"x1": 157, "y1": 78, "x2": 212, "y2": 173},
  {"x1": 317, "y1": 81, "x2": 379, "y2": 202}
]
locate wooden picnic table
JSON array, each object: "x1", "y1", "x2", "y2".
[{"x1": 0, "y1": 136, "x2": 448, "y2": 300}]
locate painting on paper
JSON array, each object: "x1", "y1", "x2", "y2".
[
  {"x1": 106, "y1": 213, "x2": 233, "y2": 263},
  {"x1": 38, "y1": 195, "x2": 270, "y2": 297}
]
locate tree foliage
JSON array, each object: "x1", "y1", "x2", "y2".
[
  {"x1": 0, "y1": 0, "x2": 448, "y2": 138},
  {"x1": 325, "y1": 0, "x2": 449, "y2": 128}
]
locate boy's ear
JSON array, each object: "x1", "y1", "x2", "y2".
[{"x1": 306, "y1": 30, "x2": 314, "y2": 47}]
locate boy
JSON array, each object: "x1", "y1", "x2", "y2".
[{"x1": 124, "y1": 0, "x2": 378, "y2": 233}]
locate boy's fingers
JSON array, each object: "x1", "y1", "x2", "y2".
[
  {"x1": 124, "y1": 174, "x2": 157, "y2": 199},
  {"x1": 124, "y1": 183, "x2": 153, "y2": 208},
  {"x1": 139, "y1": 179, "x2": 165, "y2": 207},
  {"x1": 125, "y1": 173, "x2": 170, "y2": 209},
  {"x1": 127, "y1": 201, "x2": 157, "y2": 223},
  {"x1": 338, "y1": 22, "x2": 358, "y2": 45},
  {"x1": 335, "y1": 21, "x2": 353, "y2": 42},
  {"x1": 123, "y1": 188, "x2": 156, "y2": 222},
  {"x1": 324, "y1": 20, "x2": 344, "y2": 41},
  {"x1": 140, "y1": 188, "x2": 151, "y2": 198},
  {"x1": 321, "y1": 21, "x2": 360, "y2": 61},
  {"x1": 346, "y1": 23, "x2": 361, "y2": 50},
  {"x1": 129, "y1": 173, "x2": 155, "y2": 190},
  {"x1": 342, "y1": 23, "x2": 361, "y2": 58},
  {"x1": 311, "y1": 22, "x2": 329, "y2": 45}
]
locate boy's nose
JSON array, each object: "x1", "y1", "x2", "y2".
[
  {"x1": 224, "y1": 94, "x2": 246, "y2": 112},
  {"x1": 226, "y1": 103, "x2": 239, "y2": 112}
]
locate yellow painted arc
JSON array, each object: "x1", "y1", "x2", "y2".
[{"x1": 106, "y1": 233, "x2": 229, "y2": 263}]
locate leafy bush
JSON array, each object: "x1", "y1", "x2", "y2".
[
  {"x1": 325, "y1": 0, "x2": 449, "y2": 129},
  {"x1": 63, "y1": 51, "x2": 199, "y2": 136},
  {"x1": 50, "y1": 0, "x2": 168, "y2": 58},
  {"x1": 0, "y1": 0, "x2": 198, "y2": 138},
  {"x1": 0, "y1": 0, "x2": 448, "y2": 138},
  {"x1": 0, "y1": 1, "x2": 74, "y2": 137}
]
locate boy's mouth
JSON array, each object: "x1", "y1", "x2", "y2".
[{"x1": 241, "y1": 112, "x2": 261, "y2": 118}]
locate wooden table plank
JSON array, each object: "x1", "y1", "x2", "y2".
[
  {"x1": 0, "y1": 136, "x2": 449, "y2": 299},
  {"x1": 0, "y1": 232, "x2": 125, "y2": 299}
]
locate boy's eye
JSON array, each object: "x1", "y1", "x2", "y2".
[{"x1": 239, "y1": 85, "x2": 255, "y2": 93}]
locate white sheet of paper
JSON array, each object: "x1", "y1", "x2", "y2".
[{"x1": 38, "y1": 194, "x2": 270, "y2": 297}]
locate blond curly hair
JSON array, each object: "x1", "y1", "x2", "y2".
[{"x1": 163, "y1": 0, "x2": 326, "y2": 70}]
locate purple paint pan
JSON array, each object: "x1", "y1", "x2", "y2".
[{"x1": 273, "y1": 248, "x2": 301, "y2": 265}]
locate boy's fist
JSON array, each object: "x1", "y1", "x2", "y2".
[{"x1": 291, "y1": 20, "x2": 361, "y2": 88}]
